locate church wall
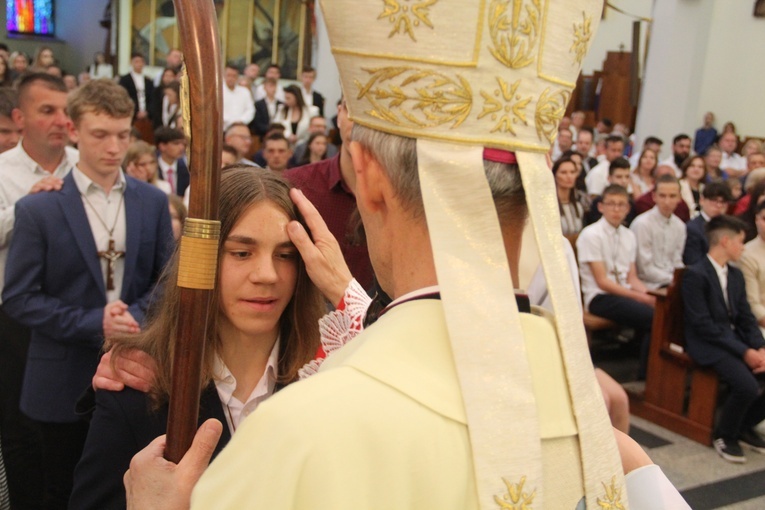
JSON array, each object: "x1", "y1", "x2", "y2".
[
  {"x1": 580, "y1": 1, "x2": 653, "y2": 77},
  {"x1": 634, "y1": 0, "x2": 765, "y2": 152},
  {"x1": 633, "y1": 0, "x2": 715, "y2": 154},
  {"x1": 697, "y1": 1, "x2": 765, "y2": 140},
  {"x1": 0, "y1": 0, "x2": 108, "y2": 76}
]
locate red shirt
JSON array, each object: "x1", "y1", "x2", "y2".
[{"x1": 285, "y1": 155, "x2": 375, "y2": 290}]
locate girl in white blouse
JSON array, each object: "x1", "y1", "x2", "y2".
[{"x1": 274, "y1": 85, "x2": 319, "y2": 146}]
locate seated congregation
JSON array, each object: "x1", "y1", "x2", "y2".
[{"x1": 554, "y1": 113, "x2": 765, "y2": 464}]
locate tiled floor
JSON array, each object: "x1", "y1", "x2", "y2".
[
  {"x1": 593, "y1": 338, "x2": 765, "y2": 509},
  {"x1": 630, "y1": 416, "x2": 765, "y2": 509}
]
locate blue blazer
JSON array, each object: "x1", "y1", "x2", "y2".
[
  {"x1": 70, "y1": 385, "x2": 231, "y2": 510},
  {"x1": 682, "y1": 215, "x2": 708, "y2": 266},
  {"x1": 682, "y1": 256, "x2": 765, "y2": 366},
  {"x1": 2, "y1": 172, "x2": 173, "y2": 423}
]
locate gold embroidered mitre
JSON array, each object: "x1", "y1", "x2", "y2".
[
  {"x1": 326, "y1": 0, "x2": 595, "y2": 152},
  {"x1": 320, "y1": 1, "x2": 627, "y2": 509}
]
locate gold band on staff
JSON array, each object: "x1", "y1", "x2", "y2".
[{"x1": 177, "y1": 218, "x2": 221, "y2": 289}]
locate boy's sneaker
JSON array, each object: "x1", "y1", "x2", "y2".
[
  {"x1": 713, "y1": 437, "x2": 746, "y2": 463},
  {"x1": 739, "y1": 428, "x2": 765, "y2": 454}
]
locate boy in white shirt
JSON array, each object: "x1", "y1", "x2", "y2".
[
  {"x1": 577, "y1": 184, "x2": 655, "y2": 379},
  {"x1": 630, "y1": 175, "x2": 686, "y2": 289}
]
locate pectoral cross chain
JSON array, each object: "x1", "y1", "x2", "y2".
[{"x1": 99, "y1": 238, "x2": 125, "y2": 291}]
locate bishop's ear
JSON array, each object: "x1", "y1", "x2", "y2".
[{"x1": 349, "y1": 140, "x2": 387, "y2": 213}]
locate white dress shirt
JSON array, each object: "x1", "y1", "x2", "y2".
[
  {"x1": 130, "y1": 71, "x2": 148, "y2": 112},
  {"x1": 0, "y1": 143, "x2": 79, "y2": 298},
  {"x1": 158, "y1": 157, "x2": 179, "y2": 194},
  {"x1": 72, "y1": 167, "x2": 127, "y2": 303},
  {"x1": 300, "y1": 85, "x2": 315, "y2": 110},
  {"x1": 576, "y1": 217, "x2": 637, "y2": 310},
  {"x1": 585, "y1": 159, "x2": 610, "y2": 196},
  {"x1": 628, "y1": 151, "x2": 640, "y2": 169},
  {"x1": 161, "y1": 95, "x2": 179, "y2": 128},
  {"x1": 630, "y1": 206, "x2": 686, "y2": 289},
  {"x1": 213, "y1": 339, "x2": 280, "y2": 434},
  {"x1": 721, "y1": 151, "x2": 746, "y2": 173},
  {"x1": 707, "y1": 254, "x2": 730, "y2": 310},
  {"x1": 222, "y1": 84, "x2": 256, "y2": 130},
  {"x1": 89, "y1": 63, "x2": 114, "y2": 80},
  {"x1": 264, "y1": 96, "x2": 279, "y2": 119}
]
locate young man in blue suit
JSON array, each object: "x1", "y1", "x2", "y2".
[
  {"x1": 682, "y1": 215, "x2": 765, "y2": 463},
  {"x1": 2, "y1": 79, "x2": 173, "y2": 507},
  {"x1": 682, "y1": 182, "x2": 732, "y2": 265},
  {"x1": 154, "y1": 126, "x2": 189, "y2": 197}
]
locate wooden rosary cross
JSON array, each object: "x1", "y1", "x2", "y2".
[{"x1": 98, "y1": 238, "x2": 125, "y2": 291}]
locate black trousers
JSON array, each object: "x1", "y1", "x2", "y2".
[
  {"x1": 39, "y1": 420, "x2": 89, "y2": 510},
  {"x1": 589, "y1": 293, "x2": 654, "y2": 379},
  {"x1": 0, "y1": 308, "x2": 43, "y2": 509},
  {"x1": 710, "y1": 352, "x2": 765, "y2": 441}
]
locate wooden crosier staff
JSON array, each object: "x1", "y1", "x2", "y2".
[{"x1": 165, "y1": 0, "x2": 223, "y2": 463}]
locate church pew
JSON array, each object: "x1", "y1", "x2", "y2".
[{"x1": 627, "y1": 268, "x2": 719, "y2": 446}]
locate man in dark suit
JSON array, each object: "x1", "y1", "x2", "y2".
[
  {"x1": 118, "y1": 52, "x2": 155, "y2": 139},
  {"x1": 2, "y1": 79, "x2": 172, "y2": 507},
  {"x1": 683, "y1": 182, "x2": 732, "y2": 265},
  {"x1": 299, "y1": 67, "x2": 325, "y2": 117},
  {"x1": 154, "y1": 126, "x2": 190, "y2": 197},
  {"x1": 251, "y1": 77, "x2": 283, "y2": 139},
  {"x1": 682, "y1": 215, "x2": 765, "y2": 463}
]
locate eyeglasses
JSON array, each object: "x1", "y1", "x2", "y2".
[
  {"x1": 706, "y1": 198, "x2": 729, "y2": 207},
  {"x1": 601, "y1": 202, "x2": 629, "y2": 209}
]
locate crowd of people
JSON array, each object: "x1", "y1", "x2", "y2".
[
  {"x1": 0, "y1": 35, "x2": 753, "y2": 509},
  {"x1": 553, "y1": 113, "x2": 765, "y2": 464}
]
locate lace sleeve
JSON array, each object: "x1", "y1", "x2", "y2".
[{"x1": 298, "y1": 279, "x2": 371, "y2": 379}]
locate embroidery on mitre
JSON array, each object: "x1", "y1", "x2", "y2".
[
  {"x1": 494, "y1": 476, "x2": 536, "y2": 509},
  {"x1": 478, "y1": 77, "x2": 532, "y2": 135},
  {"x1": 596, "y1": 476, "x2": 626, "y2": 510},
  {"x1": 570, "y1": 11, "x2": 593, "y2": 65},
  {"x1": 534, "y1": 87, "x2": 571, "y2": 143},
  {"x1": 378, "y1": 0, "x2": 438, "y2": 41},
  {"x1": 355, "y1": 67, "x2": 473, "y2": 129},
  {"x1": 487, "y1": 0, "x2": 542, "y2": 69}
]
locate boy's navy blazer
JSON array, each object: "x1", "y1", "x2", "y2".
[{"x1": 2, "y1": 171, "x2": 173, "y2": 423}]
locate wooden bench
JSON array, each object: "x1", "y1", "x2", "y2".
[{"x1": 628, "y1": 268, "x2": 719, "y2": 446}]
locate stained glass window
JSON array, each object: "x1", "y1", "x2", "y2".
[{"x1": 7, "y1": 0, "x2": 55, "y2": 36}]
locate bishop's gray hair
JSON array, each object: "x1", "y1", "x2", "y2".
[{"x1": 350, "y1": 124, "x2": 526, "y2": 222}]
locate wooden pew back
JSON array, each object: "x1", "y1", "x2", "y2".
[{"x1": 629, "y1": 268, "x2": 719, "y2": 445}]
